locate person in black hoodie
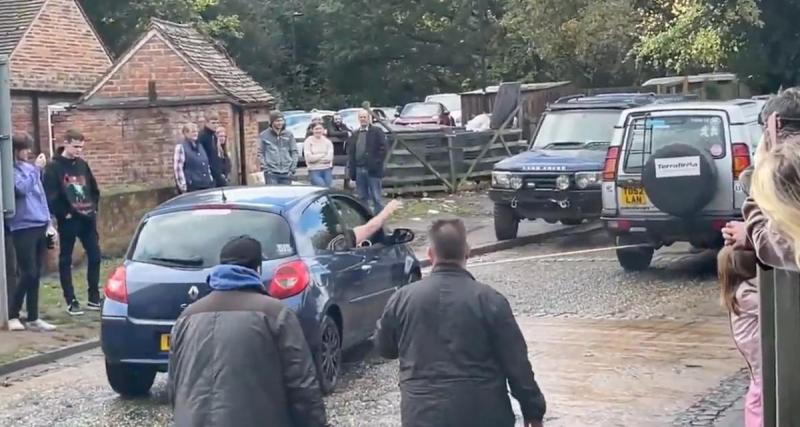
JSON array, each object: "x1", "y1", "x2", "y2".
[
  {"x1": 43, "y1": 129, "x2": 102, "y2": 316},
  {"x1": 197, "y1": 114, "x2": 227, "y2": 187}
]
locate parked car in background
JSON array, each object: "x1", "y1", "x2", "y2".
[
  {"x1": 338, "y1": 107, "x2": 394, "y2": 130},
  {"x1": 395, "y1": 102, "x2": 455, "y2": 126},
  {"x1": 425, "y1": 93, "x2": 462, "y2": 126},
  {"x1": 489, "y1": 93, "x2": 689, "y2": 240},
  {"x1": 101, "y1": 186, "x2": 422, "y2": 397},
  {"x1": 601, "y1": 100, "x2": 761, "y2": 271}
]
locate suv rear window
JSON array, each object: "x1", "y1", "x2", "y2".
[
  {"x1": 130, "y1": 209, "x2": 294, "y2": 268},
  {"x1": 533, "y1": 110, "x2": 620, "y2": 149},
  {"x1": 623, "y1": 115, "x2": 726, "y2": 172}
]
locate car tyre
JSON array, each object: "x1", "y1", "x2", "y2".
[
  {"x1": 494, "y1": 204, "x2": 519, "y2": 241},
  {"x1": 105, "y1": 361, "x2": 156, "y2": 398},
  {"x1": 314, "y1": 315, "x2": 341, "y2": 395},
  {"x1": 616, "y1": 246, "x2": 654, "y2": 271}
]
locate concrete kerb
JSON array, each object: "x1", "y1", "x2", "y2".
[
  {"x1": 0, "y1": 222, "x2": 602, "y2": 378},
  {"x1": 0, "y1": 339, "x2": 100, "y2": 378},
  {"x1": 418, "y1": 221, "x2": 603, "y2": 268}
]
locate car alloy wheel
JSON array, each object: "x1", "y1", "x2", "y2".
[{"x1": 315, "y1": 315, "x2": 341, "y2": 395}]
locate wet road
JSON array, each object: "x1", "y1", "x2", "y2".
[{"x1": 0, "y1": 230, "x2": 745, "y2": 426}]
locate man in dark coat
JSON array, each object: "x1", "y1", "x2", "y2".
[
  {"x1": 168, "y1": 236, "x2": 327, "y2": 427},
  {"x1": 347, "y1": 109, "x2": 388, "y2": 212},
  {"x1": 376, "y1": 219, "x2": 546, "y2": 427},
  {"x1": 196, "y1": 114, "x2": 227, "y2": 187}
]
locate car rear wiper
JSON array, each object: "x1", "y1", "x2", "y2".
[
  {"x1": 148, "y1": 256, "x2": 204, "y2": 267},
  {"x1": 543, "y1": 141, "x2": 610, "y2": 149}
]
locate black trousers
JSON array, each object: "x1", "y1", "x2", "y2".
[
  {"x1": 58, "y1": 216, "x2": 102, "y2": 304},
  {"x1": 10, "y1": 226, "x2": 46, "y2": 321}
]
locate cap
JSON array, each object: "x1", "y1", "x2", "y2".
[{"x1": 219, "y1": 236, "x2": 262, "y2": 270}]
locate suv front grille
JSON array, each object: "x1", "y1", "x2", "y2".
[{"x1": 523, "y1": 174, "x2": 561, "y2": 190}]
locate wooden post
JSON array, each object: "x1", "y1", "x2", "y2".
[
  {"x1": 446, "y1": 134, "x2": 457, "y2": 193},
  {"x1": 396, "y1": 137, "x2": 454, "y2": 192},
  {"x1": 773, "y1": 269, "x2": 800, "y2": 425},
  {"x1": 760, "y1": 268, "x2": 777, "y2": 427}
]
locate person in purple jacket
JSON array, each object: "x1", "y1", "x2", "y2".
[{"x1": 7, "y1": 133, "x2": 58, "y2": 331}]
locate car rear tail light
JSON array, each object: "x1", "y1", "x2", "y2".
[
  {"x1": 608, "y1": 219, "x2": 631, "y2": 232},
  {"x1": 603, "y1": 146, "x2": 620, "y2": 181},
  {"x1": 732, "y1": 143, "x2": 751, "y2": 179},
  {"x1": 104, "y1": 265, "x2": 128, "y2": 303},
  {"x1": 269, "y1": 260, "x2": 310, "y2": 299}
]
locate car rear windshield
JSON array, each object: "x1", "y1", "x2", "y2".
[
  {"x1": 532, "y1": 110, "x2": 621, "y2": 150},
  {"x1": 402, "y1": 103, "x2": 439, "y2": 117},
  {"x1": 130, "y1": 209, "x2": 294, "y2": 268},
  {"x1": 623, "y1": 115, "x2": 726, "y2": 173}
]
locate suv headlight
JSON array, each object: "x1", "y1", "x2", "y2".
[
  {"x1": 575, "y1": 172, "x2": 602, "y2": 189},
  {"x1": 492, "y1": 171, "x2": 511, "y2": 188},
  {"x1": 555, "y1": 174, "x2": 571, "y2": 191}
]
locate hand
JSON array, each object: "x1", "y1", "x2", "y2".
[
  {"x1": 35, "y1": 153, "x2": 47, "y2": 168},
  {"x1": 525, "y1": 420, "x2": 544, "y2": 427},
  {"x1": 384, "y1": 199, "x2": 403, "y2": 215},
  {"x1": 722, "y1": 221, "x2": 747, "y2": 248},
  {"x1": 46, "y1": 225, "x2": 58, "y2": 242}
]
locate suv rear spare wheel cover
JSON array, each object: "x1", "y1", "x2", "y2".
[{"x1": 642, "y1": 143, "x2": 717, "y2": 217}]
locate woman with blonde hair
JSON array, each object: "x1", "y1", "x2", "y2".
[{"x1": 304, "y1": 122, "x2": 334, "y2": 187}]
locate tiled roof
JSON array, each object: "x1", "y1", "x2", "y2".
[
  {"x1": 0, "y1": 0, "x2": 45, "y2": 56},
  {"x1": 150, "y1": 18, "x2": 273, "y2": 105}
]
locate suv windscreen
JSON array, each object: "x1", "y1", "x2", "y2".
[
  {"x1": 532, "y1": 110, "x2": 620, "y2": 150},
  {"x1": 131, "y1": 209, "x2": 294, "y2": 268},
  {"x1": 623, "y1": 115, "x2": 726, "y2": 173}
]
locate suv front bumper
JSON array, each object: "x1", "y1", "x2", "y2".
[
  {"x1": 490, "y1": 188, "x2": 601, "y2": 221},
  {"x1": 602, "y1": 214, "x2": 742, "y2": 248}
]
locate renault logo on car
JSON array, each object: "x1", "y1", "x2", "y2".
[{"x1": 188, "y1": 286, "x2": 200, "y2": 301}]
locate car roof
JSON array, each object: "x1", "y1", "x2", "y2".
[
  {"x1": 150, "y1": 186, "x2": 328, "y2": 216},
  {"x1": 622, "y1": 99, "x2": 761, "y2": 123},
  {"x1": 548, "y1": 93, "x2": 667, "y2": 111}
]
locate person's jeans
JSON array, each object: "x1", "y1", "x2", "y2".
[
  {"x1": 10, "y1": 226, "x2": 46, "y2": 321},
  {"x1": 356, "y1": 167, "x2": 383, "y2": 213},
  {"x1": 309, "y1": 168, "x2": 333, "y2": 187},
  {"x1": 264, "y1": 172, "x2": 293, "y2": 185},
  {"x1": 58, "y1": 216, "x2": 102, "y2": 304}
]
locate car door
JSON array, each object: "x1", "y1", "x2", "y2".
[
  {"x1": 330, "y1": 195, "x2": 399, "y2": 326},
  {"x1": 298, "y1": 195, "x2": 372, "y2": 348}
]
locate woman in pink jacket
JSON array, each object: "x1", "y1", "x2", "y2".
[{"x1": 717, "y1": 246, "x2": 761, "y2": 427}]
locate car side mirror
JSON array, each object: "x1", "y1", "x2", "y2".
[{"x1": 389, "y1": 228, "x2": 415, "y2": 245}]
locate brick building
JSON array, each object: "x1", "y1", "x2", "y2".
[
  {"x1": 53, "y1": 18, "x2": 275, "y2": 187},
  {"x1": 0, "y1": 0, "x2": 112, "y2": 154}
]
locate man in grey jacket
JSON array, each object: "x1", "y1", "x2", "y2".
[
  {"x1": 168, "y1": 236, "x2": 327, "y2": 427},
  {"x1": 259, "y1": 111, "x2": 299, "y2": 185}
]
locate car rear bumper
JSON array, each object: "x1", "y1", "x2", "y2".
[
  {"x1": 490, "y1": 188, "x2": 602, "y2": 221},
  {"x1": 101, "y1": 315, "x2": 172, "y2": 369},
  {"x1": 602, "y1": 213, "x2": 742, "y2": 247}
]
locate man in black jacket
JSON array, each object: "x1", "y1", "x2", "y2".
[
  {"x1": 43, "y1": 129, "x2": 102, "y2": 316},
  {"x1": 347, "y1": 109, "x2": 388, "y2": 212},
  {"x1": 168, "y1": 236, "x2": 327, "y2": 427},
  {"x1": 197, "y1": 114, "x2": 227, "y2": 187},
  {"x1": 376, "y1": 219, "x2": 546, "y2": 427}
]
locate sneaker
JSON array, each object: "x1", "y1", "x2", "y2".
[
  {"x1": 7, "y1": 318, "x2": 25, "y2": 331},
  {"x1": 87, "y1": 299, "x2": 103, "y2": 311},
  {"x1": 26, "y1": 319, "x2": 56, "y2": 332},
  {"x1": 66, "y1": 300, "x2": 84, "y2": 316}
]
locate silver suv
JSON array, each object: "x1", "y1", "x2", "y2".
[{"x1": 601, "y1": 100, "x2": 762, "y2": 271}]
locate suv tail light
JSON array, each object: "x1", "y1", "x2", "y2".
[
  {"x1": 603, "y1": 146, "x2": 620, "y2": 181},
  {"x1": 269, "y1": 260, "x2": 310, "y2": 299},
  {"x1": 732, "y1": 143, "x2": 751, "y2": 179},
  {"x1": 104, "y1": 265, "x2": 128, "y2": 303}
]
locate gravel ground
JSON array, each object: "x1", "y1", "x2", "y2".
[{"x1": 0, "y1": 229, "x2": 745, "y2": 427}]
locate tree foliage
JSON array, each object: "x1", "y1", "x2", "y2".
[
  {"x1": 79, "y1": 0, "x2": 792, "y2": 109},
  {"x1": 633, "y1": 0, "x2": 762, "y2": 75}
]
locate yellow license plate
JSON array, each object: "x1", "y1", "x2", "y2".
[
  {"x1": 622, "y1": 187, "x2": 648, "y2": 206},
  {"x1": 160, "y1": 334, "x2": 170, "y2": 351}
]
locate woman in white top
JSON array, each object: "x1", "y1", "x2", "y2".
[{"x1": 304, "y1": 122, "x2": 334, "y2": 187}]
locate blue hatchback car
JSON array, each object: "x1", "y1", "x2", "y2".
[{"x1": 100, "y1": 186, "x2": 421, "y2": 397}]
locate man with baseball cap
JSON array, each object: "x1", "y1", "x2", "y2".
[
  {"x1": 259, "y1": 111, "x2": 299, "y2": 185},
  {"x1": 168, "y1": 236, "x2": 327, "y2": 427}
]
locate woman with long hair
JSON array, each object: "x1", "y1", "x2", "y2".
[{"x1": 717, "y1": 246, "x2": 761, "y2": 427}]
